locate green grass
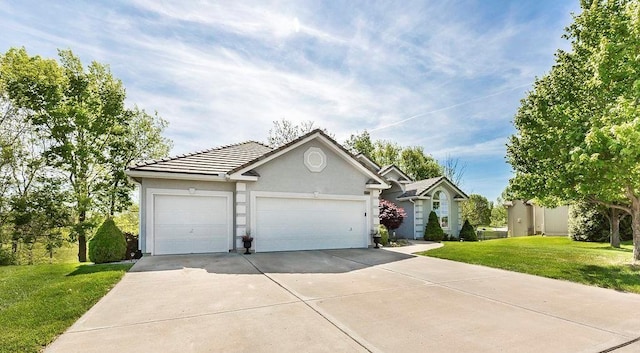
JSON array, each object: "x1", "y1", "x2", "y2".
[
  {"x1": 0, "y1": 262, "x2": 132, "y2": 353},
  {"x1": 420, "y1": 236, "x2": 640, "y2": 293}
]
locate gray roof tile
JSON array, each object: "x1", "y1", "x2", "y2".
[
  {"x1": 398, "y1": 177, "x2": 444, "y2": 198},
  {"x1": 128, "y1": 141, "x2": 273, "y2": 176}
]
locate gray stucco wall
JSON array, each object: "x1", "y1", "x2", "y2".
[
  {"x1": 248, "y1": 140, "x2": 369, "y2": 195},
  {"x1": 421, "y1": 184, "x2": 463, "y2": 238},
  {"x1": 380, "y1": 183, "x2": 414, "y2": 239},
  {"x1": 244, "y1": 139, "x2": 377, "y2": 244},
  {"x1": 507, "y1": 200, "x2": 533, "y2": 237},
  {"x1": 138, "y1": 178, "x2": 235, "y2": 253}
]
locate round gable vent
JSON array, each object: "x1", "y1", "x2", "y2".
[{"x1": 304, "y1": 147, "x2": 327, "y2": 172}]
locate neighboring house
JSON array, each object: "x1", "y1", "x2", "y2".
[
  {"x1": 356, "y1": 154, "x2": 469, "y2": 240},
  {"x1": 126, "y1": 129, "x2": 390, "y2": 255},
  {"x1": 504, "y1": 200, "x2": 569, "y2": 237}
]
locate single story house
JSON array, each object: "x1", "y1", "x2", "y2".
[
  {"x1": 504, "y1": 200, "x2": 569, "y2": 237},
  {"x1": 126, "y1": 130, "x2": 390, "y2": 255},
  {"x1": 356, "y1": 154, "x2": 468, "y2": 239}
]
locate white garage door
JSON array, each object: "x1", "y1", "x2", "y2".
[
  {"x1": 255, "y1": 196, "x2": 367, "y2": 252},
  {"x1": 153, "y1": 194, "x2": 230, "y2": 255}
]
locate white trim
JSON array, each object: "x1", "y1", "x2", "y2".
[
  {"x1": 366, "y1": 184, "x2": 391, "y2": 190},
  {"x1": 127, "y1": 170, "x2": 227, "y2": 182},
  {"x1": 145, "y1": 188, "x2": 233, "y2": 255},
  {"x1": 250, "y1": 191, "x2": 370, "y2": 252},
  {"x1": 229, "y1": 132, "x2": 388, "y2": 187},
  {"x1": 397, "y1": 196, "x2": 431, "y2": 201},
  {"x1": 431, "y1": 188, "x2": 450, "y2": 231},
  {"x1": 418, "y1": 177, "x2": 468, "y2": 200},
  {"x1": 379, "y1": 165, "x2": 413, "y2": 182},
  {"x1": 226, "y1": 174, "x2": 259, "y2": 181}
]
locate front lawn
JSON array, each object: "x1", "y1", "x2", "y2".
[
  {"x1": 420, "y1": 236, "x2": 640, "y2": 293},
  {"x1": 0, "y1": 262, "x2": 132, "y2": 353}
]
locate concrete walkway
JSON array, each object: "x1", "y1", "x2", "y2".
[{"x1": 45, "y1": 246, "x2": 640, "y2": 353}]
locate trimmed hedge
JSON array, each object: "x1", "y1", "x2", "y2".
[
  {"x1": 89, "y1": 218, "x2": 126, "y2": 264},
  {"x1": 424, "y1": 211, "x2": 444, "y2": 242},
  {"x1": 459, "y1": 219, "x2": 478, "y2": 241}
]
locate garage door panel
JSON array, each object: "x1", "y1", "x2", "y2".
[
  {"x1": 153, "y1": 194, "x2": 230, "y2": 255},
  {"x1": 256, "y1": 196, "x2": 366, "y2": 252}
]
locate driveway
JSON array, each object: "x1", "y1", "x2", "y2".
[{"x1": 46, "y1": 244, "x2": 640, "y2": 353}]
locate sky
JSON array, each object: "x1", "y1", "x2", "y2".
[{"x1": 0, "y1": 0, "x2": 581, "y2": 202}]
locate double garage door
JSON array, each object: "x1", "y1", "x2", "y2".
[
  {"x1": 254, "y1": 196, "x2": 368, "y2": 252},
  {"x1": 151, "y1": 191, "x2": 368, "y2": 255}
]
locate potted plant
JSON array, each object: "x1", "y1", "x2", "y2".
[
  {"x1": 242, "y1": 232, "x2": 253, "y2": 255},
  {"x1": 372, "y1": 229, "x2": 381, "y2": 249}
]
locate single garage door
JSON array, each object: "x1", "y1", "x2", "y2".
[
  {"x1": 255, "y1": 196, "x2": 367, "y2": 252},
  {"x1": 153, "y1": 194, "x2": 230, "y2": 255}
]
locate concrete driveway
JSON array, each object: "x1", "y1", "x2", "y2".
[{"x1": 46, "y1": 244, "x2": 640, "y2": 353}]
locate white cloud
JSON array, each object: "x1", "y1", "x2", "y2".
[{"x1": 0, "y1": 0, "x2": 580, "y2": 200}]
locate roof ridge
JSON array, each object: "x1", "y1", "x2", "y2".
[{"x1": 130, "y1": 141, "x2": 272, "y2": 168}]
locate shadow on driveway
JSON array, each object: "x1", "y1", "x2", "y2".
[{"x1": 130, "y1": 248, "x2": 414, "y2": 275}]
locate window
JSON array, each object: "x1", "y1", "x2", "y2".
[{"x1": 433, "y1": 191, "x2": 449, "y2": 229}]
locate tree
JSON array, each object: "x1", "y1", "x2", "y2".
[
  {"x1": 9, "y1": 179, "x2": 70, "y2": 264},
  {"x1": 344, "y1": 130, "x2": 374, "y2": 157},
  {"x1": 100, "y1": 107, "x2": 171, "y2": 216},
  {"x1": 378, "y1": 199, "x2": 406, "y2": 234},
  {"x1": 490, "y1": 197, "x2": 508, "y2": 227},
  {"x1": 1, "y1": 48, "x2": 172, "y2": 262},
  {"x1": 506, "y1": 0, "x2": 640, "y2": 262},
  {"x1": 399, "y1": 146, "x2": 442, "y2": 180},
  {"x1": 459, "y1": 220, "x2": 478, "y2": 241},
  {"x1": 267, "y1": 118, "x2": 334, "y2": 147},
  {"x1": 424, "y1": 211, "x2": 444, "y2": 241},
  {"x1": 440, "y1": 154, "x2": 467, "y2": 186},
  {"x1": 461, "y1": 194, "x2": 491, "y2": 226},
  {"x1": 371, "y1": 140, "x2": 402, "y2": 167}
]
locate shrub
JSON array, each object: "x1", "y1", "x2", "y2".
[
  {"x1": 0, "y1": 247, "x2": 16, "y2": 266},
  {"x1": 378, "y1": 224, "x2": 389, "y2": 246},
  {"x1": 424, "y1": 211, "x2": 444, "y2": 242},
  {"x1": 379, "y1": 200, "x2": 407, "y2": 232},
  {"x1": 459, "y1": 219, "x2": 478, "y2": 241},
  {"x1": 89, "y1": 218, "x2": 126, "y2": 264},
  {"x1": 569, "y1": 202, "x2": 609, "y2": 242}
]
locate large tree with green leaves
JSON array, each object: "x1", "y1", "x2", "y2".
[
  {"x1": 345, "y1": 131, "x2": 442, "y2": 180},
  {"x1": 507, "y1": 0, "x2": 640, "y2": 261},
  {"x1": 0, "y1": 48, "x2": 171, "y2": 262},
  {"x1": 461, "y1": 194, "x2": 492, "y2": 227}
]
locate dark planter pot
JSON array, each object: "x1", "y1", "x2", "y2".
[
  {"x1": 373, "y1": 236, "x2": 381, "y2": 249},
  {"x1": 243, "y1": 241, "x2": 252, "y2": 254}
]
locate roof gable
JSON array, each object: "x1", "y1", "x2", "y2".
[
  {"x1": 397, "y1": 176, "x2": 468, "y2": 200},
  {"x1": 378, "y1": 164, "x2": 413, "y2": 183},
  {"x1": 228, "y1": 129, "x2": 389, "y2": 188}
]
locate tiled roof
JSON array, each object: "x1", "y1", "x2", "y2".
[
  {"x1": 398, "y1": 177, "x2": 444, "y2": 198},
  {"x1": 397, "y1": 176, "x2": 469, "y2": 199},
  {"x1": 128, "y1": 141, "x2": 273, "y2": 176}
]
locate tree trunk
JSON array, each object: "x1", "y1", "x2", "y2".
[
  {"x1": 610, "y1": 208, "x2": 620, "y2": 248},
  {"x1": 632, "y1": 205, "x2": 640, "y2": 263},
  {"x1": 77, "y1": 210, "x2": 87, "y2": 262}
]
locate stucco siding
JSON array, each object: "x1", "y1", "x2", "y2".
[
  {"x1": 380, "y1": 183, "x2": 414, "y2": 239},
  {"x1": 507, "y1": 200, "x2": 532, "y2": 237},
  {"x1": 139, "y1": 178, "x2": 235, "y2": 253},
  {"x1": 245, "y1": 140, "x2": 376, "y2": 243},
  {"x1": 543, "y1": 206, "x2": 569, "y2": 235}
]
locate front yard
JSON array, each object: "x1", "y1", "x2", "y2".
[
  {"x1": 420, "y1": 236, "x2": 640, "y2": 293},
  {"x1": 0, "y1": 261, "x2": 132, "y2": 353}
]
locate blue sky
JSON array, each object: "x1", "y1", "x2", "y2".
[{"x1": 0, "y1": 1, "x2": 580, "y2": 202}]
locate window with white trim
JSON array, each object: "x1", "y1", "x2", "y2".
[{"x1": 433, "y1": 190, "x2": 449, "y2": 229}]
